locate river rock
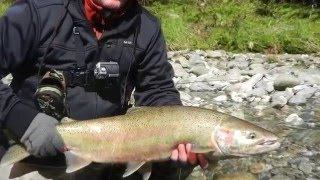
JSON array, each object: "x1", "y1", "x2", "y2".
[
  {"x1": 296, "y1": 87, "x2": 318, "y2": 98},
  {"x1": 190, "y1": 65, "x2": 209, "y2": 76},
  {"x1": 189, "y1": 82, "x2": 214, "y2": 92},
  {"x1": 285, "y1": 114, "x2": 304, "y2": 126},
  {"x1": 274, "y1": 74, "x2": 300, "y2": 91},
  {"x1": 271, "y1": 96, "x2": 287, "y2": 109},
  {"x1": 269, "y1": 174, "x2": 292, "y2": 180},
  {"x1": 288, "y1": 94, "x2": 307, "y2": 106},
  {"x1": 214, "y1": 95, "x2": 228, "y2": 102},
  {"x1": 256, "y1": 79, "x2": 274, "y2": 93},
  {"x1": 227, "y1": 60, "x2": 249, "y2": 70},
  {"x1": 174, "y1": 55, "x2": 191, "y2": 68},
  {"x1": 249, "y1": 88, "x2": 267, "y2": 97},
  {"x1": 272, "y1": 89, "x2": 294, "y2": 100},
  {"x1": 188, "y1": 53, "x2": 204, "y2": 65},
  {"x1": 298, "y1": 162, "x2": 313, "y2": 174},
  {"x1": 230, "y1": 92, "x2": 243, "y2": 103},
  {"x1": 172, "y1": 63, "x2": 189, "y2": 77},
  {"x1": 206, "y1": 50, "x2": 227, "y2": 59}
]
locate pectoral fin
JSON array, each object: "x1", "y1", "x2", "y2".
[
  {"x1": 123, "y1": 161, "x2": 146, "y2": 178},
  {"x1": 0, "y1": 144, "x2": 30, "y2": 167},
  {"x1": 190, "y1": 143, "x2": 213, "y2": 154},
  {"x1": 64, "y1": 151, "x2": 91, "y2": 173}
]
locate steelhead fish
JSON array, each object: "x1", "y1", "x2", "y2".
[{"x1": 0, "y1": 105, "x2": 280, "y2": 179}]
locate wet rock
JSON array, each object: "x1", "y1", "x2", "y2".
[
  {"x1": 301, "y1": 151, "x2": 314, "y2": 156},
  {"x1": 299, "y1": 112, "x2": 314, "y2": 121},
  {"x1": 285, "y1": 114, "x2": 304, "y2": 126},
  {"x1": 249, "y1": 162, "x2": 267, "y2": 174},
  {"x1": 269, "y1": 174, "x2": 292, "y2": 180},
  {"x1": 215, "y1": 172, "x2": 257, "y2": 180},
  {"x1": 298, "y1": 162, "x2": 313, "y2": 174},
  {"x1": 258, "y1": 172, "x2": 272, "y2": 180},
  {"x1": 274, "y1": 74, "x2": 300, "y2": 91},
  {"x1": 288, "y1": 157, "x2": 310, "y2": 165}
]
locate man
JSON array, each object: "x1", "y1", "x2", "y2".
[{"x1": 0, "y1": 0, "x2": 208, "y2": 179}]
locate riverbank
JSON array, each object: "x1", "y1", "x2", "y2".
[{"x1": 166, "y1": 50, "x2": 320, "y2": 179}]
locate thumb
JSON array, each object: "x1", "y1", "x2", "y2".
[{"x1": 52, "y1": 131, "x2": 65, "y2": 152}]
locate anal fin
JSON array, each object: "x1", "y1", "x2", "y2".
[
  {"x1": 123, "y1": 161, "x2": 146, "y2": 178},
  {"x1": 64, "y1": 151, "x2": 91, "y2": 173},
  {"x1": 138, "y1": 162, "x2": 152, "y2": 180}
]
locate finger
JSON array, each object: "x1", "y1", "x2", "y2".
[
  {"x1": 197, "y1": 154, "x2": 209, "y2": 169},
  {"x1": 186, "y1": 143, "x2": 197, "y2": 165},
  {"x1": 178, "y1": 144, "x2": 187, "y2": 163},
  {"x1": 170, "y1": 149, "x2": 179, "y2": 161}
]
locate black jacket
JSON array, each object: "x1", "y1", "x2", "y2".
[{"x1": 0, "y1": 0, "x2": 181, "y2": 138}]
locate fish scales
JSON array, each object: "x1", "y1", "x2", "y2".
[{"x1": 56, "y1": 106, "x2": 220, "y2": 163}]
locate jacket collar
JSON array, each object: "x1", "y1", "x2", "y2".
[{"x1": 66, "y1": 0, "x2": 141, "y2": 37}]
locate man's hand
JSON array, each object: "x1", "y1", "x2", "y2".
[
  {"x1": 20, "y1": 113, "x2": 65, "y2": 157},
  {"x1": 170, "y1": 143, "x2": 209, "y2": 169}
]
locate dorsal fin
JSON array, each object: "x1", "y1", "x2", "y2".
[{"x1": 126, "y1": 107, "x2": 144, "y2": 114}]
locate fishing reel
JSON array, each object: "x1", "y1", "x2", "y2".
[{"x1": 34, "y1": 70, "x2": 68, "y2": 120}]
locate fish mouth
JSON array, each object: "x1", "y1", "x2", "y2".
[{"x1": 258, "y1": 140, "x2": 278, "y2": 146}]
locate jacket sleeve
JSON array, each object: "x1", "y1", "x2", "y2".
[
  {"x1": 0, "y1": 0, "x2": 39, "y2": 138},
  {"x1": 133, "y1": 21, "x2": 181, "y2": 106}
]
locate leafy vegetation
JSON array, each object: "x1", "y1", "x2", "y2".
[
  {"x1": 1, "y1": 0, "x2": 319, "y2": 53},
  {"x1": 146, "y1": 0, "x2": 320, "y2": 53}
]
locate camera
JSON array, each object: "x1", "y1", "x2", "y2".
[{"x1": 94, "y1": 62, "x2": 119, "y2": 80}]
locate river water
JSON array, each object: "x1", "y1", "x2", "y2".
[{"x1": 187, "y1": 93, "x2": 320, "y2": 180}]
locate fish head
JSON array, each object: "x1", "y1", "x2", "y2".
[{"x1": 213, "y1": 118, "x2": 280, "y2": 157}]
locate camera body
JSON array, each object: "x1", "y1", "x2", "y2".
[{"x1": 94, "y1": 62, "x2": 120, "y2": 80}]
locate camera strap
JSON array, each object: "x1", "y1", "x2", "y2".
[{"x1": 73, "y1": 26, "x2": 86, "y2": 68}]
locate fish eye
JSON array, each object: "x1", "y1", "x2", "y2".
[{"x1": 248, "y1": 132, "x2": 256, "y2": 139}]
